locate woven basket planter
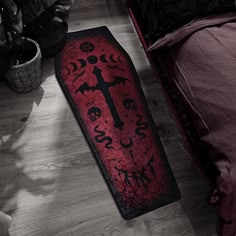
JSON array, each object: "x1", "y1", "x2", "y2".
[{"x1": 5, "y1": 38, "x2": 42, "y2": 93}]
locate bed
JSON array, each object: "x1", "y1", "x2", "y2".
[{"x1": 125, "y1": 1, "x2": 236, "y2": 235}]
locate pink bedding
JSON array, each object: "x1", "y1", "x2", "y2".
[{"x1": 159, "y1": 19, "x2": 236, "y2": 236}]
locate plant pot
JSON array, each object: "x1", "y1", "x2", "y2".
[{"x1": 5, "y1": 38, "x2": 42, "y2": 93}]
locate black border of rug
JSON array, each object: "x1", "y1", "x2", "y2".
[{"x1": 55, "y1": 26, "x2": 181, "y2": 220}]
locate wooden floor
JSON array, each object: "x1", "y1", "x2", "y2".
[{"x1": 0, "y1": 0, "x2": 217, "y2": 235}]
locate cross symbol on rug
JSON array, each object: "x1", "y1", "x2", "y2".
[{"x1": 76, "y1": 66, "x2": 127, "y2": 130}]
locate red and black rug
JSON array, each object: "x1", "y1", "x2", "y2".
[{"x1": 55, "y1": 26, "x2": 180, "y2": 219}]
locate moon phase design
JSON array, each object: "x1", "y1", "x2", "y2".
[
  {"x1": 65, "y1": 66, "x2": 70, "y2": 76},
  {"x1": 120, "y1": 138, "x2": 133, "y2": 148},
  {"x1": 118, "y1": 55, "x2": 124, "y2": 63},
  {"x1": 70, "y1": 62, "x2": 78, "y2": 72},
  {"x1": 100, "y1": 54, "x2": 108, "y2": 63},
  {"x1": 110, "y1": 54, "x2": 117, "y2": 63},
  {"x1": 87, "y1": 55, "x2": 98, "y2": 64},
  {"x1": 77, "y1": 59, "x2": 87, "y2": 68}
]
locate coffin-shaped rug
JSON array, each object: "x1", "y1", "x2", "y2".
[{"x1": 55, "y1": 26, "x2": 180, "y2": 219}]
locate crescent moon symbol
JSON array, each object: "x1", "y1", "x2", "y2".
[
  {"x1": 65, "y1": 66, "x2": 70, "y2": 76},
  {"x1": 77, "y1": 59, "x2": 87, "y2": 68},
  {"x1": 120, "y1": 138, "x2": 133, "y2": 148},
  {"x1": 110, "y1": 54, "x2": 117, "y2": 63},
  {"x1": 100, "y1": 54, "x2": 108, "y2": 63},
  {"x1": 70, "y1": 62, "x2": 78, "y2": 72}
]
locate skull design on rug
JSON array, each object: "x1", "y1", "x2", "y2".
[{"x1": 87, "y1": 107, "x2": 102, "y2": 122}]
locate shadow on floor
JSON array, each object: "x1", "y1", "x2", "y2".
[{"x1": 0, "y1": 83, "x2": 53, "y2": 217}]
